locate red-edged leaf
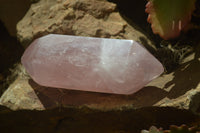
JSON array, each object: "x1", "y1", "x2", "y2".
[{"x1": 145, "y1": 0, "x2": 196, "y2": 40}]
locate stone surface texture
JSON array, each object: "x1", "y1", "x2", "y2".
[
  {"x1": 21, "y1": 34, "x2": 163, "y2": 94},
  {"x1": 16, "y1": 0, "x2": 155, "y2": 51},
  {"x1": 1, "y1": 0, "x2": 200, "y2": 132},
  {"x1": 1, "y1": 0, "x2": 200, "y2": 116},
  {"x1": 1, "y1": 46, "x2": 200, "y2": 113}
]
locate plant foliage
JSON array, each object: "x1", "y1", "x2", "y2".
[
  {"x1": 141, "y1": 125, "x2": 200, "y2": 133},
  {"x1": 145, "y1": 0, "x2": 196, "y2": 40}
]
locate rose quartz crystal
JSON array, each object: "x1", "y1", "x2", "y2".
[{"x1": 21, "y1": 34, "x2": 164, "y2": 94}]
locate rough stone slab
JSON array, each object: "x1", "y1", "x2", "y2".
[
  {"x1": 0, "y1": 74, "x2": 44, "y2": 110},
  {"x1": 1, "y1": 47, "x2": 200, "y2": 113},
  {"x1": 16, "y1": 0, "x2": 156, "y2": 53},
  {"x1": 4, "y1": 0, "x2": 200, "y2": 114},
  {"x1": 0, "y1": 72, "x2": 168, "y2": 110}
]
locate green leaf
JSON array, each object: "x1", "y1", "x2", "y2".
[{"x1": 145, "y1": 0, "x2": 196, "y2": 40}]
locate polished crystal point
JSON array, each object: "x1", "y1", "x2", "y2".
[{"x1": 21, "y1": 34, "x2": 164, "y2": 94}]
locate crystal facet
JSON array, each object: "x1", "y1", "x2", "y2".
[{"x1": 21, "y1": 34, "x2": 164, "y2": 94}]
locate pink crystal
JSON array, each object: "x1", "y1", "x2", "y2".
[{"x1": 21, "y1": 34, "x2": 164, "y2": 94}]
